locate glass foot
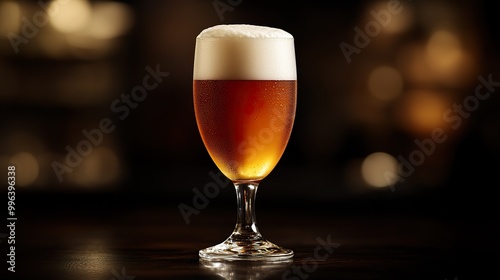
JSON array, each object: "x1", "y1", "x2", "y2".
[
  {"x1": 200, "y1": 258, "x2": 292, "y2": 279},
  {"x1": 199, "y1": 235, "x2": 293, "y2": 261}
]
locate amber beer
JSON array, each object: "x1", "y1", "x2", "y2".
[
  {"x1": 194, "y1": 80, "x2": 296, "y2": 180},
  {"x1": 193, "y1": 25, "x2": 297, "y2": 182}
]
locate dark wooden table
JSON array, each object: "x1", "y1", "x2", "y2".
[{"x1": 3, "y1": 191, "x2": 498, "y2": 279}]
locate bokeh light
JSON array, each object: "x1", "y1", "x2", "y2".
[
  {"x1": 9, "y1": 152, "x2": 40, "y2": 186},
  {"x1": 49, "y1": 0, "x2": 92, "y2": 34},
  {"x1": 396, "y1": 90, "x2": 450, "y2": 135},
  {"x1": 426, "y1": 30, "x2": 463, "y2": 76},
  {"x1": 368, "y1": 66, "x2": 403, "y2": 101},
  {"x1": 0, "y1": 1, "x2": 21, "y2": 36},
  {"x1": 361, "y1": 152, "x2": 398, "y2": 188},
  {"x1": 85, "y1": 2, "x2": 133, "y2": 39},
  {"x1": 71, "y1": 147, "x2": 121, "y2": 187},
  {"x1": 366, "y1": 1, "x2": 413, "y2": 35}
]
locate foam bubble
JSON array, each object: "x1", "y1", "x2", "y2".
[{"x1": 194, "y1": 24, "x2": 296, "y2": 80}]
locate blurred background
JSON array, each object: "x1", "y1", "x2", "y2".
[{"x1": 0, "y1": 0, "x2": 499, "y2": 218}]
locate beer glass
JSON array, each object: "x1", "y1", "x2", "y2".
[{"x1": 193, "y1": 24, "x2": 296, "y2": 261}]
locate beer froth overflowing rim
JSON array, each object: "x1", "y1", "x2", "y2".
[
  {"x1": 194, "y1": 24, "x2": 296, "y2": 80},
  {"x1": 196, "y1": 24, "x2": 293, "y2": 39}
]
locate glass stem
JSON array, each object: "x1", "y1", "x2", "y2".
[{"x1": 231, "y1": 182, "x2": 262, "y2": 241}]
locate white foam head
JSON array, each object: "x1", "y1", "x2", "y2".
[{"x1": 193, "y1": 24, "x2": 296, "y2": 80}]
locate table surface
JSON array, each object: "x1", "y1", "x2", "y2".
[{"x1": 3, "y1": 191, "x2": 498, "y2": 280}]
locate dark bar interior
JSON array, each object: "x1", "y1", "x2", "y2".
[{"x1": 0, "y1": 0, "x2": 499, "y2": 279}]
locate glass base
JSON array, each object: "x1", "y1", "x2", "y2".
[
  {"x1": 200, "y1": 258, "x2": 293, "y2": 279},
  {"x1": 199, "y1": 235, "x2": 293, "y2": 261}
]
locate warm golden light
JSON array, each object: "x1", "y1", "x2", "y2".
[
  {"x1": 85, "y1": 2, "x2": 133, "y2": 39},
  {"x1": 426, "y1": 30, "x2": 463, "y2": 75},
  {"x1": 49, "y1": 0, "x2": 92, "y2": 34},
  {"x1": 367, "y1": 1, "x2": 413, "y2": 35},
  {"x1": 397, "y1": 90, "x2": 450, "y2": 135},
  {"x1": 399, "y1": 39, "x2": 476, "y2": 88},
  {"x1": 0, "y1": 1, "x2": 21, "y2": 36},
  {"x1": 61, "y1": 2, "x2": 133, "y2": 59},
  {"x1": 368, "y1": 66, "x2": 403, "y2": 101},
  {"x1": 361, "y1": 152, "x2": 398, "y2": 188},
  {"x1": 9, "y1": 152, "x2": 39, "y2": 186}
]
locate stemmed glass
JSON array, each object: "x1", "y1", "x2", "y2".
[{"x1": 193, "y1": 24, "x2": 297, "y2": 261}]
